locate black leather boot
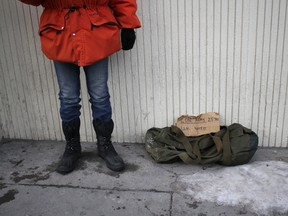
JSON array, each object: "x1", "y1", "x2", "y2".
[
  {"x1": 93, "y1": 119, "x2": 125, "y2": 171},
  {"x1": 56, "y1": 118, "x2": 81, "y2": 174}
]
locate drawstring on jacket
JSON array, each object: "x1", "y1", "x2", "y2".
[{"x1": 64, "y1": 5, "x2": 87, "y2": 19}]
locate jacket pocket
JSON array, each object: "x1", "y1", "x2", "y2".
[
  {"x1": 38, "y1": 9, "x2": 65, "y2": 36},
  {"x1": 87, "y1": 8, "x2": 119, "y2": 27}
]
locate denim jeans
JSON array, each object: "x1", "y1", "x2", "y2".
[{"x1": 53, "y1": 58, "x2": 112, "y2": 123}]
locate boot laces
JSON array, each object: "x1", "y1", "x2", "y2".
[
  {"x1": 98, "y1": 137, "x2": 117, "y2": 154},
  {"x1": 66, "y1": 137, "x2": 80, "y2": 152},
  {"x1": 102, "y1": 137, "x2": 113, "y2": 151}
]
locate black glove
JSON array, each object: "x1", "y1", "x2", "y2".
[{"x1": 121, "y1": 28, "x2": 136, "y2": 50}]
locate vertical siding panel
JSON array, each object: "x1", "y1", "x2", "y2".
[
  {"x1": 276, "y1": 0, "x2": 288, "y2": 147},
  {"x1": 171, "y1": 0, "x2": 180, "y2": 118},
  {"x1": 142, "y1": 0, "x2": 154, "y2": 130},
  {"x1": 0, "y1": 82, "x2": 6, "y2": 138},
  {"x1": 146, "y1": 0, "x2": 155, "y2": 129},
  {"x1": 225, "y1": 0, "x2": 236, "y2": 125},
  {"x1": 283, "y1": 89, "x2": 288, "y2": 147},
  {"x1": 0, "y1": 58, "x2": 6, "y2": 138},
  {"x1": 199, "y1": 0, "x2": 207, "y2": 113},
  {"x1": 244, "y1": 0, "x2": 258, "y2": 129},
  {"x1": 0, "y1": 46, "x2": 12, "y2": 139},
  {"x1": 238, "y1": 0, "x2": 249, "y2": 124},
  {"x1": 239, "y1": 0, "x2": 254, "y2": 126},
  {"x1": 163, "y1": 0, "x2": 174, "y2": 125},
  {"x1": 259, "y1": 0, "x2": 273, "y2": 146},
  {"x1": 255, "y1": 0, "x2": 267, "y2": 146},
  {"x1": 15, "y1": 2, "x2": 39, "y2": 140},
  {"x1": 117, "y1": 52, "x2": 130, "y2": 142},
  {"x1": 134, "y1": 0, "x2": 148, "y2": 142},
  {"x1": 252, "y1": 0, "x2": 265, "y2": 145},
  {"x1": 118, "y1": 51, "x2": 131, "y2": 142},
  {"x1": 126, "y1": 50, "x2": 138, "y2": 142},
  {"x1": 0, "y1": 14, "x2": 15, "y2": 139},
  {"x1": 20, "y1": 4, "x2": 43, "y2": 140},
  {"x1": 219, "y1": 0, "x2": 228, "y2": 123},
  {"x1": 123, "y1": 52, "x2": 136, "y2": 142},
  {"x1": 249, "y1": 0, "x2": 259, "y2": 131},
  {"x1": 117, "y1": 53, "x2": 131, "y2": 142},
  {"x1": 149, "y1": 0, "x2": 161, "y2": 127},
  {"x1": 130, "y1": 44, "x2": 142, "y2": 143},
  {"x1": 155, "y1": 0, "x2": 168, "y2": 127},
  {"x1": 185, "y1": 0, "x2": 193, "y2": 114},
  {"x1": 212, "y1": 0, "x2": 221, "y2": 114},
  {"x1": 178, "y1": 0, "x2": 187, "y2": 115},
  {"x1": 279, "y1": 1, "x2": 288, "y2": 147},
  {"x1": 9, "y1": 0, "x2": 31, "y2": 139},
  {"x1": 262, "y1": 0, "x2": 280, "y2": 147},
  {"x1": 192, "y1": 0, "x2": 201, "y2": 114},
  {"x1": 232, "y1": 0, "x2": 243, "y2": 124},
  {"x1": 267, "y1": 0, "x2": 284, "y2": 147},
  {"x1": 8, "y1": 0, "x2": 34, "y2": 140},
  {"x1": 206, "y1": 0, "x2": 215, "y2": 113},
  {"x1": 1, "y1": 0, "x2": 25, "y2": 139},
  {"x1": 134, "y1": 0, "x2": 147, "y2": 142},
  {"x1": 118, "y1": 54, "x2": 130, "y2": 142}
]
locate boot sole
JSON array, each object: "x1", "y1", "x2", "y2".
[
  {"x1": 98, "y1": 155, "x2": 125, "y2": 172},
  {"x1": 56, "y1": 154, "x2": 81, "y2": 174},
  {"x1": 107, "y1": 164, "x2": 125, "y2": 172},
  {"x1": 56, "y1": 167, "x2": 74, "y2": 174}
]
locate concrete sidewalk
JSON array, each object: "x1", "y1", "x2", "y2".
[{"x1": 0, "y1": 140, "x2": 287, "y2": 216}]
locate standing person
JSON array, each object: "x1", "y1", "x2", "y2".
[{"x1": 19, "y1": 0, "x2": 141, "y2": 174}]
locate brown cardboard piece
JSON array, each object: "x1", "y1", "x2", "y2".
[{"x1": 176, "y1": 112, "x2": 220, "y2": 136}]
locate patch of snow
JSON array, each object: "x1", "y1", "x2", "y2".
[{"x1": 175, "y1": 161, "x2": 288, "y2": 215}]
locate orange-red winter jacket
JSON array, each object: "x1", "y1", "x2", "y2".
[{"x1": 20, "y1": 0, "x2": 141, "y2": 66}]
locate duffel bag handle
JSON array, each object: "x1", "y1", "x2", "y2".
[
  {"x1": 170, "y1": 125, "x2": 201, "y2": 164},
  {"x1": 218, "y1": 126, "x2": 232, "y2": 165}
]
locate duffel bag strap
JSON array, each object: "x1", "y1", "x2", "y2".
[
  {"x1": 220, "y1": 126, "x2": 232, "y2": 165},
  {"x1": 171, "y1": 125, "x2": 201, "y2": 164},
  {"x1": 200, "y1": 135, "x2": 223, "y2": 160}
]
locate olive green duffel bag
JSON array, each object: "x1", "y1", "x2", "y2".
[{"x1": 145, "y1": 123, "x2": 258, "y2": 166}]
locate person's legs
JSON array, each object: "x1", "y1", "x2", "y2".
[
  {"x1": 54, "y1": 61, "x2": 81, "y2": 122},
  {"x1": 84, "y1": 58, "x2": 125, "y2": 171},
  {"x1": 53, "y1": 61, "x2": 82, "y2": 174},
  {"x1": 84, "y1": 57, "x2": 111, "y2": 122}
]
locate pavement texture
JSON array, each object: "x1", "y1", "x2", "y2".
[{"x1": 0, "y1": 139, "x2": 287, "y2": 216}]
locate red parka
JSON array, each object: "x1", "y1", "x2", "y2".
[{"x1": 20, "y1": 0, "x2": 141, "y2": 66}]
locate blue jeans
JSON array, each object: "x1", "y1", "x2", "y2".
[{"x1": 54, "y1": 58, "x2": 112, "y2": 123}]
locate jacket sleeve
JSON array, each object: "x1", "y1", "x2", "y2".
[
  {"x1": 109, "y1": 0, "x2": 141, "y2": 29},
  {"x1": 19, "y1": 0, "x2": 43, "y2": 6}
]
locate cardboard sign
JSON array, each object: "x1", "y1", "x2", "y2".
[{"x1": 176, "y1": 112, "x2": 220, "y2": 136}]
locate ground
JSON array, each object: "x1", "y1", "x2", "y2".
[{"x1": 0, "y1": 140, "x2": 287, "y2": 216}]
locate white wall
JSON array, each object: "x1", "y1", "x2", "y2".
[{"x1": 0, "y1": 0, "x2": 288, "y2": 147}]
